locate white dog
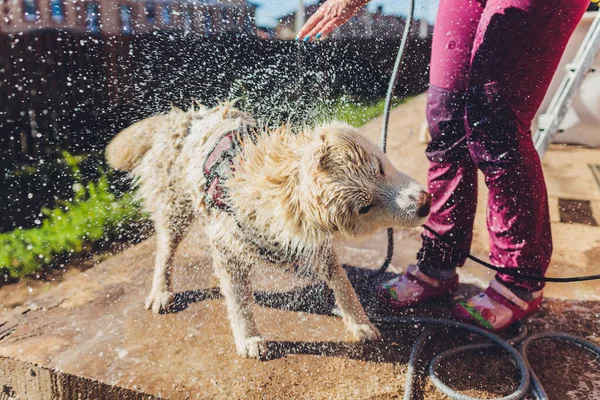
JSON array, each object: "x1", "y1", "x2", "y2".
[{"x1": 106, "y1": 103, "x2": 430, "y2": 359}]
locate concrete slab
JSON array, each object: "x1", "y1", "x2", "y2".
[
  {"x1": 0, "y1": 356, "x2": 157, "y2": 400},
  {"x1": 1, "y1": 95, "x2": 599, "y2": 399}
]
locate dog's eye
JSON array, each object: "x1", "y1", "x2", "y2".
[{"x1": 358, "y1": 204, "x2": 373, "y2": 214}]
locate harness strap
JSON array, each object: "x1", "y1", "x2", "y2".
[{"x1": 203, "y1": 125, "x2": 256, "y2": 212}]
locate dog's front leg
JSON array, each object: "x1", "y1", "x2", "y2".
[
  {"x1": 213, "y1": 255, "x2": 266, "y2": 359},
  {"x1": 146, "y1": 214, "x2": 189, "y2": 314},
  {"x1": 321, "y1": 251, "x2": 381, "y2": 342}
]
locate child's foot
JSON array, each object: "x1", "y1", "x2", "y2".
[
  {"x1": 377, "y1": 265, "x2": 459, "y2": 309},
  {"x1": 453, "y1": 280, "x2": 543, "y2": 332}
]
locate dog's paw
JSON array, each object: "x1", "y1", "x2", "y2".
[
  {"x1": 350, "y1": 321, "x2": 382, "y2": 342},
  {"x1": 145, "y1": 290, "x2": 175, "y2": 314},
  {"x1": 236, "y1": 336, "x2": 267, "y2": 359}
]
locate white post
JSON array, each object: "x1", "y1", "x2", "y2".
[
  {"x1": 295, "y1": 0, "x2": 305, "y2": 35},
  {"x1": 419, "y1": 1, "x2": 429, "y2": 38}
]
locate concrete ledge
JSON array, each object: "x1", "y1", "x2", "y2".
[{"x1": 0, "y1": 356, "x2": 157, "y2": 400}]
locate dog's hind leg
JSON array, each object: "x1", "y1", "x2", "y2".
[
  {"x1": 319, "y1": 250, "x2": 382, "y2": 342},
  {"x1": 146, "y1": 212, "x2": 192, "y2": 314},
  {"x1": 213, "y1": 254, "x2": 266, "y2": 359}
]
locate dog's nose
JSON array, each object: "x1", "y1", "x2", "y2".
[{"x1": 416, "y1": 191, "x2": 431, "y2": 218}]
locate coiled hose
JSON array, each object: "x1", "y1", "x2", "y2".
[
  {"x1": 376, "y1": 1, "x2": 600, "y2": 398},
  {"x1": 372, "y1": 315, "x2": 600, "y2": 400}
]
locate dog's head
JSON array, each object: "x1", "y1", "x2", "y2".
[{"x1": 300, "y1": 122, "x2": 430, "y2": 238}]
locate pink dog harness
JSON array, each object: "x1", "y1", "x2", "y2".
[
  {"x1": 202, "y1": 126, "x2": 299, "y2": 264},
  {"x1": 203, "y1": 126, "x2": 256, "y2": 212}
]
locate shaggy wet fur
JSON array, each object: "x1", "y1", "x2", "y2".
[{"x1": 106, "y1": 103, "x2": 429, "y2": 359}]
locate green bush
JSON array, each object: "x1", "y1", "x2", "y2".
[{"x1": 0, "y1": 153, "x2": 142, "y2": 279}]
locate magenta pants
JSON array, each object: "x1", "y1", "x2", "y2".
[{"x1": 417, "y1": 0, "x2": 589, "y2": 292}]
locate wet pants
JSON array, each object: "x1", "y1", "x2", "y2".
[{"x1": 417, "y1": 0, "x2": 589, "y2": 291}]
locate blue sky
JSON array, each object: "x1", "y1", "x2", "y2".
[{"x1": 252, "y1": 0, "x2": 439, "y2": 28}]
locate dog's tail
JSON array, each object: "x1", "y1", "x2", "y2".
[{"x1": 105, "y1": 114, "x2": 169, "y2": 171}]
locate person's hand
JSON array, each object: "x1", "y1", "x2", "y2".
[{"x1": 297, "y1": 0, "x2": 370, "y2": 41}]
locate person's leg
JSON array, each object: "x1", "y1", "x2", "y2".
[
  {"x1": 416, "y1": 86, "x2": 479, "y2": 278},
  {"x1": 378, "y1": 0, "x2": 485, "y2": 307},
  {"x1": 466, "y1": 0, "x2": 589, "y2": 293},
  {"x1": 417, "y1": 0, "x2": 485, "y2": 278},
  {"x1": 455, "y1": 0, "x2": 589, "y2": 330}
]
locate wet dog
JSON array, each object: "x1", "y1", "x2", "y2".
[{"x1": 106, "y1": 103, "x2": 430, "y2": 359}]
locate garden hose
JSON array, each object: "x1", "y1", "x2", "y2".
[
  {"x1": 519, "y1": 332, "x2": 600, "y2": 399},
  {"x1": 371, "y1": 316, "x2": 531, "y2": 400},
  {"x1": 378, "y1": 0, "x2": 414, "y2": 276},
  {"x1": 379, "y1": 317, "x2": 600, "y2": 400},
  {"x1": 421, "y1": 225, "x2": 600, "y2": 282},
  {"x1": 375, "y1": 1, "x2": 600, "y2": 398}
]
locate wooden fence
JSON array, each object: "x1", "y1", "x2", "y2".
[{"x1": 0, "y1": 30, "x2": 432, "y2": 165}]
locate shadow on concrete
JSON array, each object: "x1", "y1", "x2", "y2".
[
  {"x1": 165, "y1": 265, "x2": 484, "y2": 364},
  {"x1": 169, "y1": 264, "x2": 466, "y2": 318},
  {"x1": 170, "y1": 287, "x2": 222, "y2": 313},
  {"x1": 264, "y1": 335, "x2": 415, "y2": 363},
  {"x1": 168, "y1": 265, "x2": 398, "y2": 316}
]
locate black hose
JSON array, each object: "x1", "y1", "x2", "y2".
[
  {"x1": 373, "y1": 317, "x2": 600, "y2": 400},
  {"x1": 422, "y1": 225, "x2": 600, "y2": 282},
  {"x1": 520, "y1": 332, "x2": 600, "y2": 400},
  {"x1": 372, "y1": 317, "x2": 532, "y2": 400},
  {"x1": 402, "y1": 328, "x2": 432, "y2": 400},
  {"x1": 380, "y1": 0, "x2": 414, "y2": 153},
  {"x1": 377, "y1": 0, "x2": 415, "y2": 277}
]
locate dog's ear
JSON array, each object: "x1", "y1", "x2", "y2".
[{"x1": 220, "y1": 102, "x2": 231, "y2": 118}]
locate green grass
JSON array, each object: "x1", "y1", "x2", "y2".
[
  {"x1": 329, "y1": 97, "x2": 407, "y2": 128},
  {"x1": 0, "y1": 153, "x2": 142, "y2": 280}
]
